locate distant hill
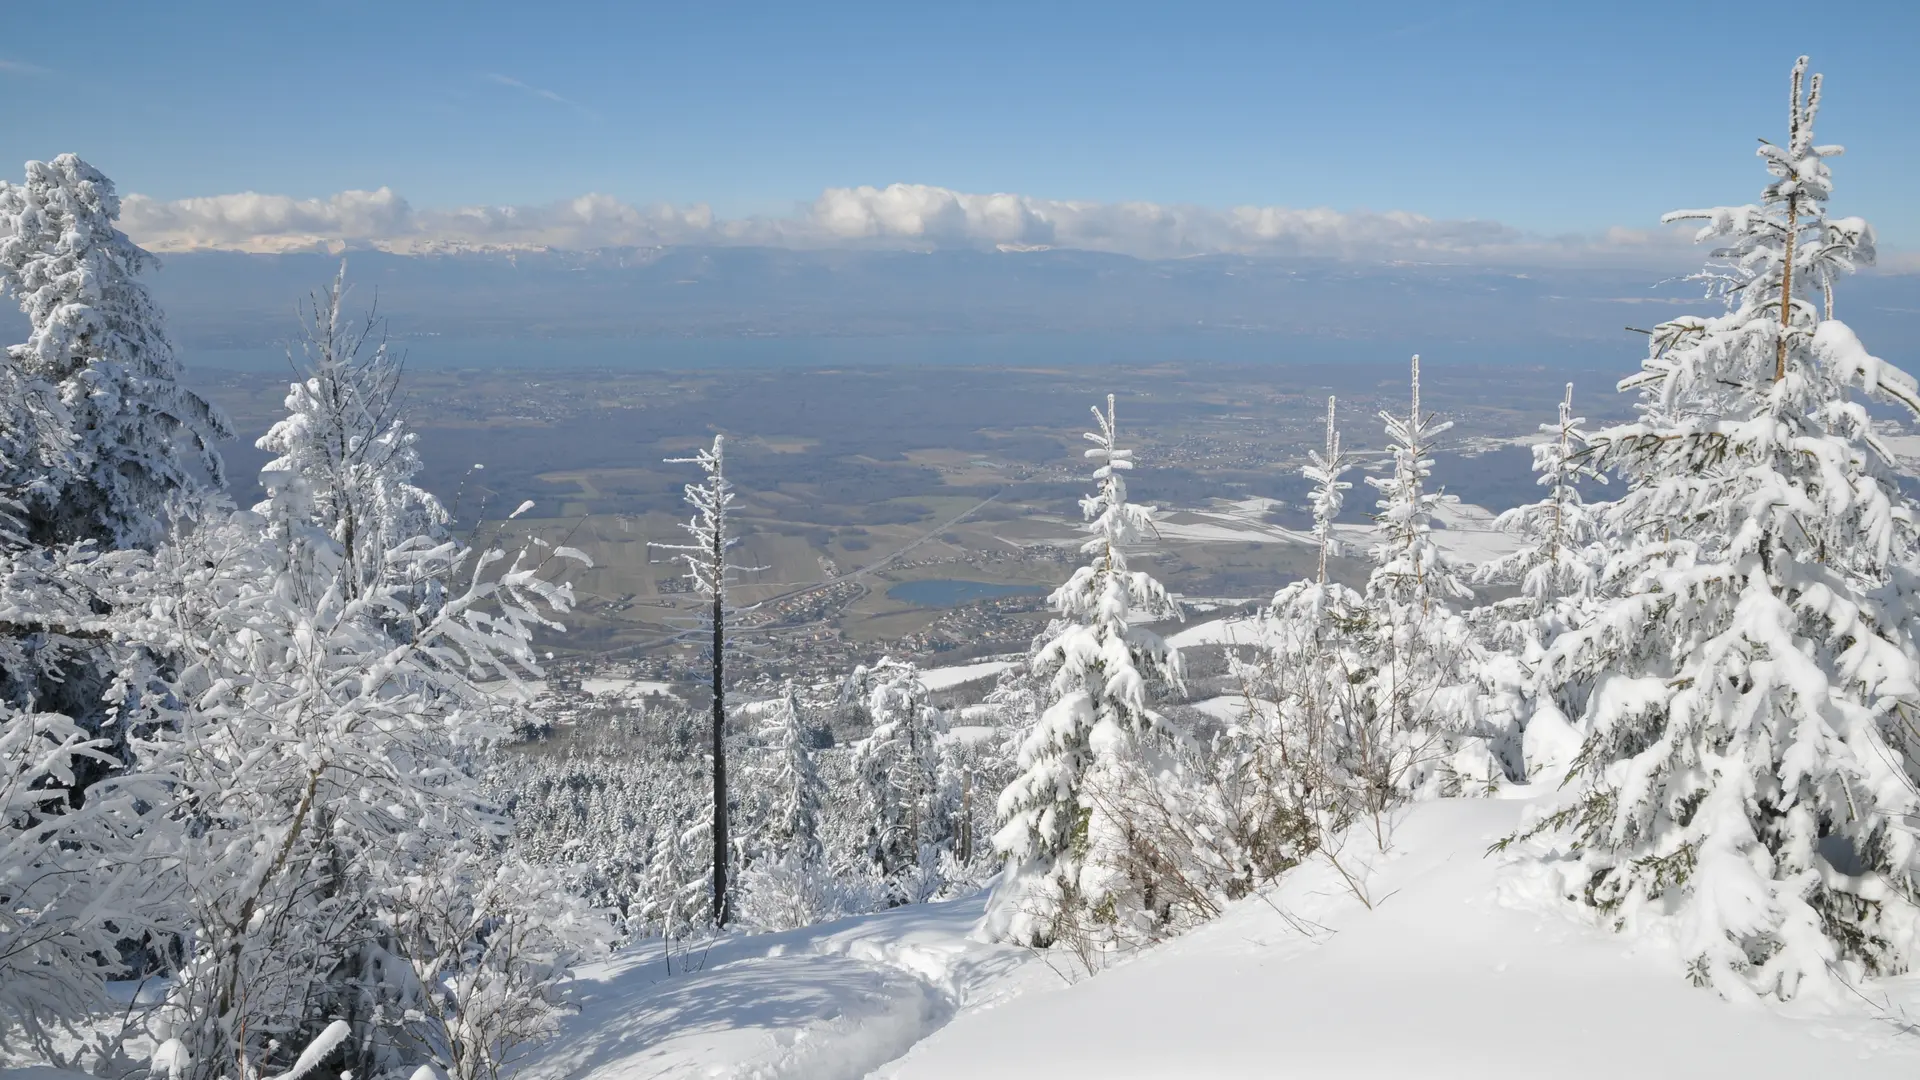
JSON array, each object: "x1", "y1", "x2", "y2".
[{"x1": 2, "y1": 246, "x2": 1908, "y2": 361}]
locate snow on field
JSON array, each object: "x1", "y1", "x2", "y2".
[
  {"x1": 581, "y1": 677, "x2": 681, "y2": 699},
  {"x1": 1149, "y1": 495, "x2": 1523, "y2": 567},
  {"x1": 475, "y1": 678, "x2": 682, "y2": 703},
  {"x1": 529, "y1": 796, "x2": 1920, "y2": 1080},
  {"x1": 1424, "y1": 499, "x2": 1526, "y2": 565},
  {"x1": 1187, "y1": 694, "x2": 1280, "y2": 727},
  {"x1": 1165, "y1": 615, "x2": 1268, "y2": 650},
  {"x1": 1876, "y1": 432, "x2": 1920, "y2": 471},
  {"x1": 919, "y1": 659, "x2": 1017, "y2": 691},
  {"x1": 514, "y1": 892, "x2": 1051, "y2": 1080}
]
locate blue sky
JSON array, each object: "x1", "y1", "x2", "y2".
[{"x1": 3, "y1": 0, "x2": 1916, "y2": 256}]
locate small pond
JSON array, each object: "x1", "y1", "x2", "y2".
[{"x1": 886, "y1": 579, "x2": 1049, "y2": 608}]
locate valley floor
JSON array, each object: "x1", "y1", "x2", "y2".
[{"x1": 521, "y1": 796, "x2": 1920, "y2": 1080}]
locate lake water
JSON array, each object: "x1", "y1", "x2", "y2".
[{"x1": 886, "y1": 579, "x2": 1050, "y2": 608}]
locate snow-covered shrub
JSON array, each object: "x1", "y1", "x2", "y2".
[
  {"x1": 0, "y1": 697, "x2": 172, "y2": 1059},
  {"x1": 739, "y1": 853, "x2": 859, "y2": 933},
  {"x1": 391, "y1": 851, "x2": 611, "y2": 1080}
]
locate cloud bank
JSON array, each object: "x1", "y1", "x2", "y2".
[{"x1": 120, "y1": 181, "x2": 1702, "y2": 266}]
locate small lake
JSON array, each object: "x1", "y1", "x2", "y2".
[{"x1": 887, "y1": 579, "x2": 1049, "y2": 608}]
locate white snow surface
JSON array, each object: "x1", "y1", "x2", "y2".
[
  {"x1": 916, "y1": 659, "x2": 1017, "y2": 691},
  {"x1": 1146, "y1": 497, "x2": 1523, "y2": 567},
  {"x1": 514, "y1": 892, "x2": 1047, "y2": 1080},
  {"x1": 879, "y1": 798, "x2": 1920, "y2": 1078},
  {"x1": 1165, "y1": 615, "x2": 1268, "y2": 650},
  {"x1": 520, "y1": 797, "x2": 1920, "y2": 1080}
]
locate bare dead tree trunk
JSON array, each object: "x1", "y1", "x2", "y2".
[{"x1": 711, "y1": 515, "x2": 730, "y2": 929}]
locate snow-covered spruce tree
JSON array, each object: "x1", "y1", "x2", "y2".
[
  {"x1": 989, "y1": 394, "x2": 1185, "y2": 948},
  {"x1": 1474, "y1": 384, "x2": 1608, "y2": 779},
  {"x1": 1241, "y1": 397, "x2": 1370, "y2": 852},
  {"x1": 237, "y1": 273, "x2": 511, "y2": 1076},
  {"x1": 140, "y1": 451, "x2": 585, "y2": 1079},
  {"x1": 754, "y1": 682, "x2": 823, "y2": 863},
  {"x1": 946, "y1": 671, "x2": 1029, "y2": 877},
  {"x1": 642, "y1": 794, "x2": 716, "y2": 950},
  {"x1": 738, "y1": 685, "x2": 843, "y2": 931},
  {"x1": 1481, "y1": 384, "x2": 1608, "y2": 623},
  {"x1": 254, "y1": 264, "x2": 446, "y2": 604},
  {"x1": 1268, "y1": 395, "x2": 1365, "y2": 667},
  {"x1": 849, "y1": 657, "x2": 950, "y2": 897},
  {"x1": 1357, "y1": 356, "x2": 1486, "y2": 800},
  {"x1": 0, "y1": 154, "x2": 229, "y2": 548},
  {"x1": 654, "y1": 434, "x2": 751, "y2": 928},
  {"x1": 1524, "y1": 57, "x2": 1920, "y2": 1001}
]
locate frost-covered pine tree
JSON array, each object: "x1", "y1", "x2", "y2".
[
  {"x1": 0, "y1": 157, "x2": 230, "y2": 854},
  {"x1": 754, "y1": 682, "x2": 823, "y2": 863},
  {"x1": 850, "y1": 657, "x2": 948, "y2": 890},
  {"x1": 643, "y1": 796, "x2": 716, "y2": 947},
  {"x1": 1482, "y1": 384, "x2": 1607, "y2": 619},
  {"x1": 1358, "y1": 357, "x2": 1484, "y2": 797},
  {"x1": 1248, "y1": 397, "x2": 1371, "y2": 839},
  {"x1": 1526, "y1": 57, "x2": 1920, "y2": 1000},
  {"x1": 254, "y1": 264, "x2": 446, "y2": 603},
  {"x1": 989, "y1": 395, "x2": 1184, "y2": 947},
  {"x1": 738, "y1": 685, "x2": 842, "y2": 931},
  {"x1": 1475, "y1": 384, "x2": 1608, "y2": 778},
  {"x1": 0, "y1": 154, "x2": 229, "y2": 548},
  {"x1": 1272, "y1": 396, "x2": 1364, "y2": 634}
]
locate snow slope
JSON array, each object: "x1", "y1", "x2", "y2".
[
  {"x1": 514, "y1": 794, "x2": 1920, "y2": 1080},
  {"x1": 880, "y1": 798, "x2": 1920, "y2": 1078},
  {"x1": 513, "y1": 892, "x2": 1050, "y2": 1080}
]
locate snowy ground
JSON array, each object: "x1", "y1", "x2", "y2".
[
  {"x1": 518, "y1": 792, "x2": 1920, "y2": 1080},
  {"x1": 514, "y1": 894, "x2": 1051, "y2": 1080},
  {"x1": 1165, "y1": 614, "x2": 1268, "y2": 651},
  {"x1": 881, "y1": 798, "x2": 1920, "y2": 1078},
  {"x1": 917, "y1": 659, "x2": 1017, "y2": 691},
  {"x1": 1147, "y1": 496, "x2": 1524, "y2": 567}
]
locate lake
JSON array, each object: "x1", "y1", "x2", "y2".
[{"x1": 886, "y1": 579, "x2": 1050, "y2": 608}]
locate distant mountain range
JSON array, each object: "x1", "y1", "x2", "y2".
[{"x1": 4, "y1": 246, "x2": 1915, "y2": 360}]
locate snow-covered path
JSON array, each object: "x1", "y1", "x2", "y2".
[
  {"x1": 522, "y1": 798, "x2": 1920, "y2": 1080},
  {"x1": 515, "y1": 892, "x2": 1041, "y2": 1080}
]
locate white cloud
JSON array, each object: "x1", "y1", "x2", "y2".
[
  {"x1": 122, "y1": 188, "x2": 417, "y2": 252},
  {"x1": 118, "y1": 180, "x2": 1713, "y2": 266}
]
